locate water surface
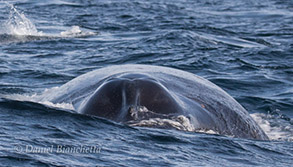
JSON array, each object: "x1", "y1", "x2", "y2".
[{"x1": 0, "y1": 0, "x2": 292, "y2": 166}]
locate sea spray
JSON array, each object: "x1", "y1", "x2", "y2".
[
  {"x1": 0, "y1": 2, "x2": 95, "y2": 40},
  {"x1": 3, "y1": 2, "x2": 42, "y2": 36}
]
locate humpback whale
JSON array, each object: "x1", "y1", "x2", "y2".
[{"x1": 39, "y1": 64, "x2": 268, "y2": 140}]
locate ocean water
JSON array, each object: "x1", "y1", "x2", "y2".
[{"x1": 0, "y1": 0, "x2": 292, "y2": 166}]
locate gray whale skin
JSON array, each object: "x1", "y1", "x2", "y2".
[{"x1": 43, "y1": 64, "x2": 268, "y2": 140}]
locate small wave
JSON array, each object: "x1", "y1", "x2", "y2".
[
  {"x1": 0, "y1": 93, "x2": 74, "y2": 111},
  {"x1": 195, "y1": 32, "x2": 266, "y2": 48},
  {"x1": 143, "y1": 30, "x2": 265, "y2": 49},
  {"x1": 0, "y1": 33, "x2": 50, "y2": 44}
]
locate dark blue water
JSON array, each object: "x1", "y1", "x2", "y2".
[{"x1": 0, "y1": 0, "x2": 292, "y2": 166}]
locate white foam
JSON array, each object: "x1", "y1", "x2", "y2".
[
  {"x1": 197, "y1": 129, "x2": 218, "y2": 135},
  {"x1": 60, "y1": 26, "x2": 81, "y2": 36},
  {"x1": 129, "y1": 116, "x2": 195, "y2": 131},
  {"x1": 251, "y1": 113, "x2": 293, "y2": 141},
  {"x1": 60, "y1": 25, "x2": 96, "y2": 37},
  {"x1": 129, "y1": 114, "x2": 194, "y2": 132},
  {"x1": 129, "y1": 114, "x2": 220, "y2": 135},
  {"x1": 39, "y1": 100, "x2": 75, "y2": 110}
]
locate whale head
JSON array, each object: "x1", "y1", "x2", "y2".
[{"x1": 78, "y1": 73, "x2": 182, "y2": 122}]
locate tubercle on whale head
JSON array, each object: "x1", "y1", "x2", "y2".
[{"x1": 78, "y1": 73, "x2": 183, "y2": 122}]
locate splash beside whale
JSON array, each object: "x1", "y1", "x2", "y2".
[{"x1": 37, "y1": 64, "x2": 268, "y2": 140}]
